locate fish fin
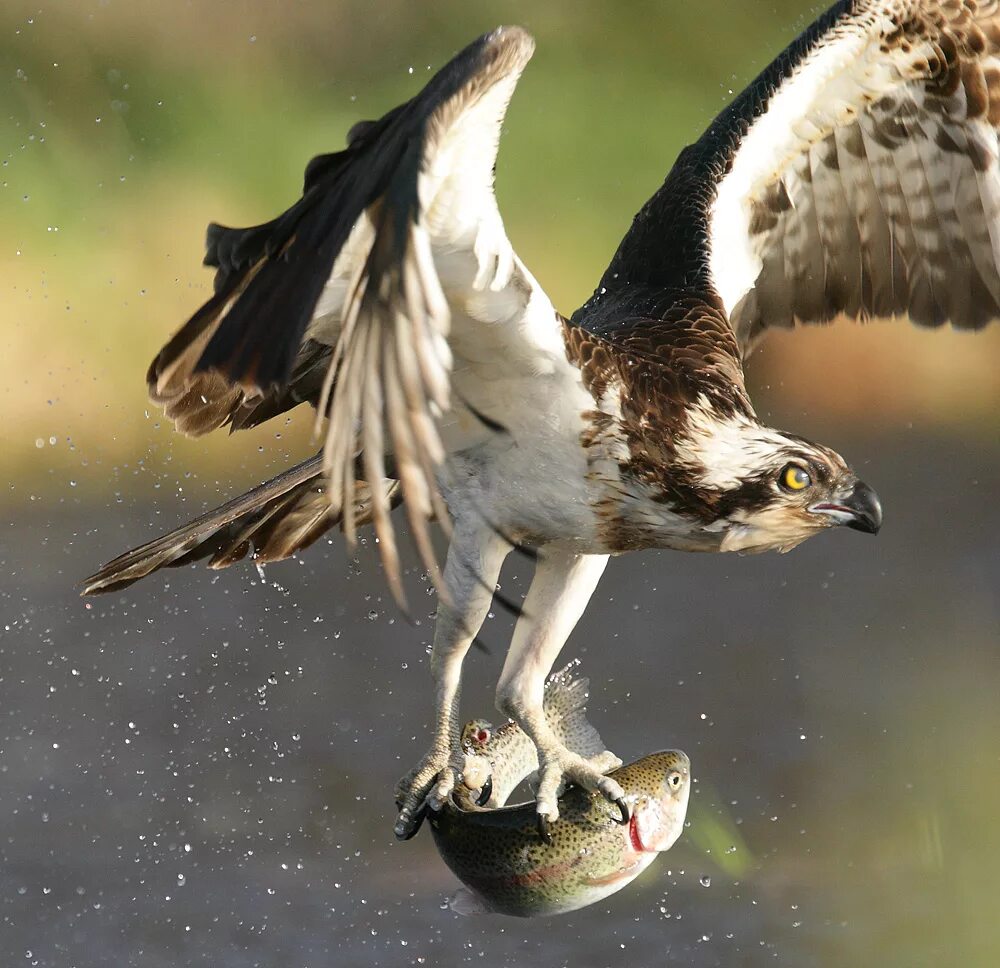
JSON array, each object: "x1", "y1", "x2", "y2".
[
  {"x1": 447, "y1": 887, "x2": 492, "y2": 917},
  {"x1": 543, "y1": 664, "x2": 608, "y2": 759},
  {"x1": 542, "y1": 662, "x2": 588, "y2": 722}
]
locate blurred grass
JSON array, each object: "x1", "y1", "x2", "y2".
[
  {"x1": 685, "y1": 785, "x2": 756, "y2": 879},
  {"x1": 3, "y1": 0, "x2": 998, "y2": 506}
]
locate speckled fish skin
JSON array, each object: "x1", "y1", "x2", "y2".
[
  {"x1": 430, "y1": 749, "x2": 690, "y2": 917},
  {"x1": 457, "y1": 661, "x2": 613, "y2": 809}
]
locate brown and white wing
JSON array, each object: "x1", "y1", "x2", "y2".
[
  {"x1": 576, "y1": 0, "x2": 1000, "y2": 361},
  {"x1": 144, "y1": 27, "x2": 559, "y2": 605}
]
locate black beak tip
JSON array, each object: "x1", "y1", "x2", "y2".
[
  {"x1": 845, "y1": 481, "x2": 882, "y2": 535},
  {"x1": 845, "y1": 516, "x2": 880, "y2": 535}
]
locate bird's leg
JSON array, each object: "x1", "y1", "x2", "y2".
[
  {"x1": 495, "y1": 550, "x2": 626, "y2": 836},
  {"x1": 393, "y1": 527, "x2": 510, "y2": 840}
]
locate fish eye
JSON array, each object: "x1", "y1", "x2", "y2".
[
  {"x1": 461, "y1": 722, "x2": 492, "y2": 751},
  {"x1": 667, "y1": 771, "x2": 683, "y2": 790},
  {"x1": 779, "y1": 463, "x2": 812, "y2": 493}
]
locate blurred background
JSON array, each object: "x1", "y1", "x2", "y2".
[{"x1": 2, "y1": 1, "x2": 997, "y2": 965}]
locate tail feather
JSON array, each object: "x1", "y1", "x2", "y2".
[{"x1": 82, "y1": 454, "x2": 400, "y2": 595}]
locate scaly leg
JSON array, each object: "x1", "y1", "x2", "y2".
[
  {"x1": 495, "y1": 549, "x2": 626, "y2": 838},
  {"x1": 393, "y1": 525, "x2": 510, "y2": 839}
]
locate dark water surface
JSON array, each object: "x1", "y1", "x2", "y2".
[{"x1": 2, "y1": 438, "x2": 998, "y2": 968}]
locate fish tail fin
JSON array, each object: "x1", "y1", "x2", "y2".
[{"x1": 447, "y1": 887, "x2": 492, "y2": 917}]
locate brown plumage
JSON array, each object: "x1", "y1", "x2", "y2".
[{"x1": 575, "y1": 0, "x2": 1000, "y2": 356}]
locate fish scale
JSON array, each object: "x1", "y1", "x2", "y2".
[{"x1": 457, "y1": 660, "x2": 612, "y2": 808}]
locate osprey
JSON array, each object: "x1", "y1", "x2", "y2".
[{"x1": 85, "y1": 1, "x2": 996, "y2": 841}]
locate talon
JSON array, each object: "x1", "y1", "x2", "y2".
[
  {"x1": 395, "y1": 803, "x2": 428, "y2": 841},
  {"x1": 475, "y1": 774, "x2": 493, "y2": 807},
  {"x1": 536, "y1": 813, "x2": 553, "y2": 845},
  {"x1": 395, "y1": 749, "x2": 462, "y2": 839},
  {"x1": 614, "y1": 797, "x2": 630, "y2": 825}
]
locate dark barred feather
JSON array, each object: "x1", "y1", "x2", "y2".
[
  {"x1": 110, "y1": 27, "x2": 536, "y2": 607},
  {"x1": 575, "y1": 0, "x2": 1000, "y2": 363}
]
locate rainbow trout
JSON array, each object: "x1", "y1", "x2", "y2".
[{"x1": 429, "y1": 664, "x2": 690, "y2": 917}]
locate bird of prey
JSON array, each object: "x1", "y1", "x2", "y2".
[{"x1": 85, "y1": 1, "x2": 997, "y2": 841}]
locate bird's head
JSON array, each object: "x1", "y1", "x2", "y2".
[{"x1": 669, "y1": 404, "x2": 882, "y2": 554}]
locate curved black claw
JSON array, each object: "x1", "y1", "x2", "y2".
[
  {"x1": 475, "y1": 774, "x2": 493, "y2": 807},
  {"x1": 536, "y1": 813, "x2": 553, "y2": 846},
  {"x1": 614, "y1": 797, "x2": 631, "y2": 825},
  {"x1": 395, "y1": 803, "x2": 428, "y2": 841}
]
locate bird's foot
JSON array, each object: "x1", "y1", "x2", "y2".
[
  {"x1": 394, "y1": 747, "x2": 465, "y2": 840},
  {"x1": 534, "y1": 746, "x2": 628, "y2": 844}
]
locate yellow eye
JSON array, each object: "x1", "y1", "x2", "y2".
[{"x1": 780, "y1": 464, "x2": 812, "y2": 492}]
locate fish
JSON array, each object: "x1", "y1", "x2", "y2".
[
  {"x1": 456, "y1": 661, "x2": 622, "y2": 811},
  {"x1": 428, "y1": 664, "x2": 691, "y2": 917}
]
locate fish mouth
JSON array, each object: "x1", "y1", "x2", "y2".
[{"x1": 628, "y1": 811, "x2": 646, "y2": 853}]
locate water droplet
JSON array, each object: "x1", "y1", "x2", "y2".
[{"x1": 699, "y1": 875, "x2": 711, "y2": 888}]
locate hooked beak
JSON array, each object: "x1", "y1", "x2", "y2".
[{"x1": 808, "y1": 481, "x2": 882, "y2": 535}]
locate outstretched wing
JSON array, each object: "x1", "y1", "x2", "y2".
[
  {"x1": 576, "y1": 0, "x2": 1000, "y2": 361},
  {"x1": 145, "y1": 27, "x2": 557, "y2": 604}
]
